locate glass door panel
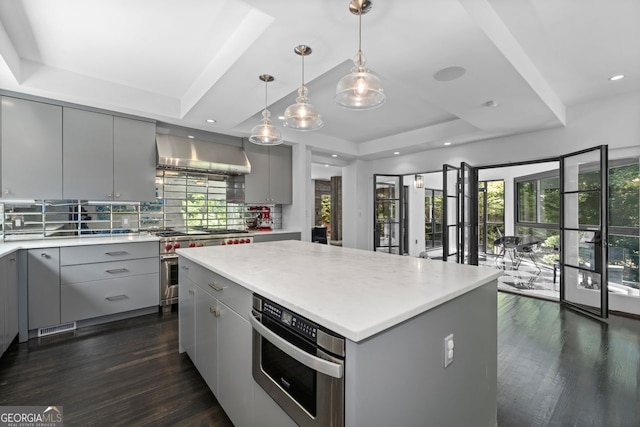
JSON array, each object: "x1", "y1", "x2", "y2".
[
  {"x1": 374, "y1": 175, "x2": 403, "y2": 254},
  {"x1": 442, "y1": 165, "x2": 459, "y2": 262},
  {"x1": 460, "y1": 162, "x2": 478, "y2": 265},
  {"x1": 560, "y1": 146, "x2": 608, "y2": 318}
]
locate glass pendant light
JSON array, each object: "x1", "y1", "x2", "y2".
[
  {"x1": 283, "y1": 45, "x2": 323, "y2": 131},
  {"x1": 335, "y1": 0, "x2": 386, "y2": 110},
  {"x1": 249, "y1": 74, "x2": 283, "y2": 145}
]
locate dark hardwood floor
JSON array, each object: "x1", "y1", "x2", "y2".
[
  {"x1": 497, "y1": 292, "x2": 640, "y2": 427},
  {"x1": 0, "y1": 311, "x2": 233, "y2": 426},
  {"x1": 1, "y1": 294, "x2": 638, "y2": 426}
]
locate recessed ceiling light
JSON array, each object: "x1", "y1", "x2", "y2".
[
  {"x1": 393, "y1": 151, "x2": 400, "y2": 155},
  {"x1": 187, "y1": 135, "x2": 195, "y2": 139},
  {"x1": 444, "y1": 142, "x2": 452, "y2": 146},
  {"x1": 608, "y1": 74, "x2": 625, "y2": 81},
  {"x1": 206, "y1": 119, "x2": 216, "y2": 123},
  {"x1": 331, "y1": 154, "x2": 338, "y2": 158},
  {"x1": 278, "y1": 116, "x2": 285, "y2": 120},
  {"x1": 483, "y1": 100, "x2": 499, "y2": 108},
  {"x1": 324, "y1": 164, "x2": 329, "y2": 167}
]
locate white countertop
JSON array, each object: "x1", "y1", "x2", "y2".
[
  {"x1": 177, "y1": 240, "x2": 501, "y2": 342},
  {"x1": 0, "y1": 234, "x2": 159, "y2": 257}
]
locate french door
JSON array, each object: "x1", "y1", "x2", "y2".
[
  {"x1": 442, "y1": 165, "x2": 459, "y2": 262},
  {"x1": 374, "y1": 175, "x2": 404, "y2": 254},
  {"x1": 460, "y1": 162, "x2": 479, "y2": 265},
  {"x1": 559, "y1": 146, "x2": 608, "y2": 318}
]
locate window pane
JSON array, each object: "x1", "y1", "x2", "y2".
[
  {"x1": 518, "y1": 181, "x2": 537, "y2": 222},
  {"x1": 609, "y1": 163, "x2": 639, "y2": 228},
  {"x1": 540, "y1": 177, "x2": 559, "y2": 224}
]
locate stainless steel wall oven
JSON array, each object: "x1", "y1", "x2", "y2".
[{"x1": 250, "y1": 294, "x2": 345, "y2": 427}]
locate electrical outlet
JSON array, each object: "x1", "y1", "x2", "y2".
[{"x1": 444, "y1": 334, "x2": 454, "y2": 368}]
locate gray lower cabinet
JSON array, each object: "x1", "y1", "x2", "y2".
[
  {"x1": 179, "y1": 256, "x2": 262, "y2": 427},
  {"x1": 195, "y1": 287, "x2": 219, "y2": 392},
  {"x1": 62, "y1": 108, "x2": 156, "y2": 201},
  {"x1": 179, "y1": 275, "x2": 196, "y2": 361},
  {"x1": 59, "y1": 242, "x2": 159, "y2": 323},
  {"x1": 1, "y1": 97, "x2": 63, "y2": 199},
  {"x1": 27, "y1": 248, "x2": 61, "y2": 330},
  {"x1": 217, "y1": 302, "x2": 253, "y2": 427},
  {"x1": 0, "y1": 253, "x2": 18, "y2": 356},
  {"x1": 252, "y1": 232, "x2": 301, "y2": 243},
  {"x1": 26, "y1": 242, "x2": 159, "y2": 333},
  {"x1": 245, "y1": 144, "x2": 292, "y2": 204}
]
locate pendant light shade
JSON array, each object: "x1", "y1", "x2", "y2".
[
  {"x1": 249, "y1": 74, "x2": 283, "y2": 145},
  {"x1": 283, "y1": 45, "x2": 323, "y2": 131},
  {"x1": 335, "y1": 0, "x2": 386, "y2": 110}
]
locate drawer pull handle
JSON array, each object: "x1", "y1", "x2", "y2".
[
  {"x1": 106, "y1": 251, "x2": 128, "y2": 256},
  {"x1": 188, "y1": 289, "x2": 195, "y2": 296},
  {"x1": 210, "y1": 307, "x2": 221, "y2": 317},
  {"x1": 208, "y1": 282, "x2": 225, "y2": 292},
  {"x1": 106, "y1": 268, "x2": 129, "y2": 274},
  {"x1": 105, "y1": 294, "x2": 128, "y2": 301},
  {"x1": 41, "y1": 253, "x2": 51, "y2": 258},
  {"x1": 181, "y1": 265, "x2": 189, "y2": 270}
]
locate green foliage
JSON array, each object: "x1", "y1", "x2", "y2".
[{"x1": 321, "y1": 195, "x2": 331, "y2": 224}]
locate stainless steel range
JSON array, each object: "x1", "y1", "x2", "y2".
[{"x1": 157, "y1": 229, "x2": 253, "y2": 310}]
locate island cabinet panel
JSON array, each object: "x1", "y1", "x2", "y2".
[
  {"x1": 179, "y1": 255, "x2": 258, "y2": 427},
  {"x1": 178, "y1": 275, "x2": 197, "y2": 361},
  {"x1": 1, "y1": 97, "x2": 63, "y2": 199},
  {"x1": 195, "y1": 287, "x2": 219, "y2": 393},
  {"x1": 344, "y1": 281, "x2": 498, "y2": 427},
  {"x1": 27, "y1": 248, "x2": 61, "y2": 329},
  {"x1": 252, "y1": 383, "x2": 298, "y2": 427},
  {"x1": 217, "y1": 302, "x2": 253, "y2": 427},
  {"x1": 62, "y1": 107, "x2": 114, "y2": 200}
]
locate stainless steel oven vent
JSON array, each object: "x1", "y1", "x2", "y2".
[{"x1": 156, "y1": 134, "x2": 251, "y2": 175}]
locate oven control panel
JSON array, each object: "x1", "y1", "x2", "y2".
[{"x1": 262, "y1": 300, "x2": 317, "y2": 342}]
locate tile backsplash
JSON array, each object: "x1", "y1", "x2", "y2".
[{"x1": 0, "y1": 169, "x2": 283, "y2": 240}]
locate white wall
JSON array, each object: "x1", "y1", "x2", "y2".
[
  {"x1": 311, "y1": 163, "x2": 342, "y2": 180},
  {"x1": 282, "y1": 143, "x2": 313, "y2": 242},
  {"x1": 342, "y1": 160, "x2": 373, "y2": 250}
]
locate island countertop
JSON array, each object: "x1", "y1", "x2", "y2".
[{"x1": 177, "y1": 240, "x2": 501, "y2": 342}]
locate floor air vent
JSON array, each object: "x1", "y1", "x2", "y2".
[{"x1": 38, "y1": 322, "x2": 77, "y2": 337}]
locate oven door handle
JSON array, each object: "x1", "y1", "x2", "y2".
[{"x1": 249, "y1": 311, "x2": 343, "y2": 379}]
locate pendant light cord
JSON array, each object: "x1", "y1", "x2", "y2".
[
  {"x1": 358, "y1": 10, "x2": 363, "y2": 56},
  {"x1": 264, "y1": 80, "x2": 268, "y2": 111}
]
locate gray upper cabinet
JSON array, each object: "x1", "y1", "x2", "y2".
[
  {"x1": 245, "y1": 144, "x2": 292, "y2": 204},
  {"x1": 63, "y1": 108, "x2": 156, "y2": 201},
  {"x1": 113, "y1": 117, "x2": 156, "y2": 201},
  {"x1": 63, "y1": 108, "x2": 114, "y2": 200},
  {"x1": 1, "y1": 97, "x2": 63, "y2": 199}
]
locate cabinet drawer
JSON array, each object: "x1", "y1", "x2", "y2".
[
  {"x1": 61, "y1": 257, "x2": 159, "y2": 285},
  {"x1": 180, "y1": 257, "x2": 251, "y2": 320},
  {"x1": 61, "y1": 273, "x2": 159, "y2": 322},
  {"x1": 61, "y1": 242, "x2": 158, "y2": 265}
]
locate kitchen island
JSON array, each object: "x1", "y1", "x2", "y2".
[{"x1": 177, "y1": 240, "x2": 501, "y2": 427}]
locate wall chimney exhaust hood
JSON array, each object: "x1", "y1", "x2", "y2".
[{"x1": 156, "y1": 134, "x2": 251, "y2": 175}]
